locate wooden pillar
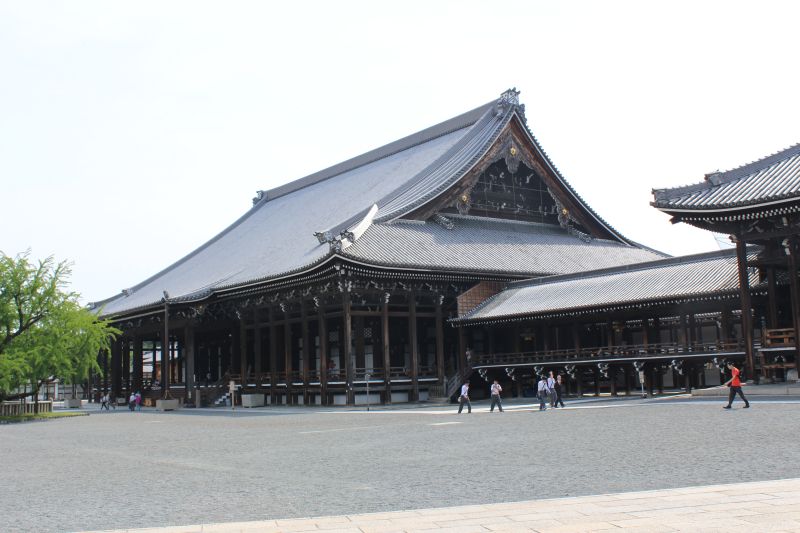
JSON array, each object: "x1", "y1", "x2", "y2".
[
  {"x1": 184, "y1": 326, "x2": 195, "y2": 405},
  {"x1": 254, "y1": 318, "x2": 262, "y2": 376},
  {"x1": 382, "y1": 294, "x2": 391, "y2": 404},
  {"x1": 458, "y1": 326, "x2": 467, "y2": 373},
  {"x1": 301, "y1": 300, "x2": 310, "y2": 405},
  {"x1": 132, "y1": 336, "x2": 143, "y2": 394},
  {"x1": 593, "y1": 367, "x2": 600, "y2": 396},
  {"x1": 679, "y1": 313, "x2": 688, "y2": 350},
  {"x1": 575, "y1": 368, "x2": 583, "y2": 397},
  {"x1": 721, "y1": 307, "x2": 732, "y2": 343},
  {"x1": 121, "y1": 339, "x2": 130, "y2": 394},
  {"x1": 736, "y1": 239, "x2": 756, "y2": 380},
  {"x1": 269, "y1": 306, "x2": 278, "y2": 404},
  {"x1": 609, "y1": 366, "x2": 617, "y2": 396},
  {"x1": 239, "y1": 318, "x2": 247, "y2": 381},
  {"x1": 161, "y1": 302, "x2": 170, "y2": 398},
  {"x1": 284, "y1": 307, "x2": 293, "y2": 405},
  {"x1": 435, "y1": 297, "x2": 445, "y2": 386},
  {"x1": 343, "y1": 291, "x2": 354, "y2": 406},
  {"x1": 111, "y1": 338, "x2": 122, "y2": 398},
  {"x1": 624, "y1": 364, "x2": 631, "y2": 395},
  {"x1": 408, "y1": 292, "x2": 419, "y2": 402},
  {"x1": 767, "y1": 266, "x2": 779, "y2": 329},
  {"x1": 318, "y1": 308, "x2": 328, "y2": 406},
  {"x1": 688, "y1": 314, "x2": 697, "y2": 350},
  {"x1": 787, "y1": 238, "x2": 800, "y2": 367}
]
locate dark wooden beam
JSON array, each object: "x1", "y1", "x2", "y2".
[
  {"x1": 435, "y1": 297, "x2": 444, "y2": 386},
  {"x1": 408, "y1": 292, "x2": 419, "y2": 402},
  {"x1": 382, "y1": 295, "x2": 391, "y2": 404},
  {"x1": 343, "y1": 291, "x2": 354, "y2": 405},
  {"x1": 318, "y1": 308, "x2": 328, "y2": 406},
  {"x1": 736, "y1": 239, "x2": 756, "y2": 380}
]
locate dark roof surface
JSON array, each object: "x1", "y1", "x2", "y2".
[
  {"x1": 94, "y1": 90, "x2": 658, "y2": 317},
  {"x1": 652, "y1": 143, "x2": 800, "y2": 211},
  {"x1": 456, "y1": 249, "x2": 757, "y2": 323}
]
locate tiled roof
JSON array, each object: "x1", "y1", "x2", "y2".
[
  {"x1": 652, "y1": 143, "x2": 800, "y2": 211},
  {"x1": 455, "y1": 249, "x2": 757, "y2": 324},
  {"x1": 92, "y1": 90, "x2": 657, "y2": 318},
  {"x1": 343, "y1": 215, "x2": 664, "y2": 276}
]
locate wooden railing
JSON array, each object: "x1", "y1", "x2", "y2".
[
  {"x1": 472, "y1": 340, "x2": 746, "y2": 367},
  {"x1": 1, "y1": 401, "x2": 53, "y2": 416},
  {"x1": 765, "y1": 328, "x2": 795, "y2": 347}
]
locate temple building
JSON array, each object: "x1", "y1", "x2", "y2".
[{"x1": 91, "y1": 90, "x2": 799, "y2": 405}]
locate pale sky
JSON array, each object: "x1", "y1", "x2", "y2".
[{"x1": 2, "y1": 0, "x2": 798, "y2": 304}]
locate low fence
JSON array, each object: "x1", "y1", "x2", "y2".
[{"x1": 1, "y1": 401, "x2": 53, "y2": 416}]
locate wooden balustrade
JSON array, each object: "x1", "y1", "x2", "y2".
[
  {"x1": 472, "y1": 340, "x2": 746, "y2": 367},
  {"x1": 1, "y1": 401, "x2": 53, "y2": 416}
]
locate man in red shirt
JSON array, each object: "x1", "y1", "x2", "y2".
[{"x1": 723, "y1": 362, "x2": 750, "y2": 409}]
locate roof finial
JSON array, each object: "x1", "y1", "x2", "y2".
[{"x1": 500, "y1": 88, "x2": 520, "y2": 106}]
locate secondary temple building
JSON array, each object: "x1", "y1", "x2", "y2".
[{"x1": 91, "y1": 90, "x2": 799, "y2": 405}]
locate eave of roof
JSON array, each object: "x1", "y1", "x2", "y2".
[
  {"x1": 652, "y1": 143, "x2": 800, "y2": 212},
  {"x1": 453, "y1": 248, "x2": 758, "y2": 325}
]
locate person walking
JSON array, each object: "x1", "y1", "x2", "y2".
[
  {"x1": 100, "y1": 393, "x2": 109, "y2": 411},
  {"x1": 457, "y1": 381, "x2": 472, "y2": 414},
  {"x1": 489, "y1": 379, "x2": 503, "y2": 412},
  {"x1": 554, "y1": 374, "x2": 565, "y2": 408},
  {"x1": 128, "y1": 392, "x2": 136, "y2": 411},
  {"x1": 537, "y1": 375, "x2": 550, "y2": 411},
  {"x1": 723, "y1": 362, "x2": 750, "y2": 409},
  {"x1": 547, "y1": 371, "x2": 558, "y2": 408},
  {"x1": 135, "y1": 391, "x2": 142, "y2": 411}
]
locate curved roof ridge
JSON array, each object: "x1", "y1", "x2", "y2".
[
  {"x1": 653, "y1": 142, "x2": 800, "y2": 202},
  {"x1": 372, "y1": 100, "x2": 514, "y2": 222},
  {"x1": 515, "y1": 113, "x2": 634, "y2": 245},
  {"x1": 258, "y1": 100, "x2": 496, "y2": 204}
]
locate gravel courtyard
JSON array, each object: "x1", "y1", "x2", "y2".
[{"x1": 2, "y1": 399, "x2": 798, "y2": 533}]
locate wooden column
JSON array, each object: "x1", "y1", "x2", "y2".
[
  {"x1": 610, "y1": 366, "x2": 617, "y2": 396},
  {"x1": 593, "y1": 367, "x2": 600, "y2": 396},
  {"x1": 458, "y1": 326, "x2": 467, "y2": 373},
  {"x1": 343, "y1": 291, "x2": 354, "y2": 405},
  {"x1": 301, "y1": 300, "x2": 310, "y2": 405},
  {"x1": 121, "y1": 339, "x2": 130, "y2": 394},
  {"x1": 132, "y1": 336, "x2": 143, "y2": 394},
  {"x1": 408, "y1": 292, "x2": 419, "y2": 402},
  {"x1": 318, "y1": 307, "x2": 328, "y2": 405},
  {"x1": 162, "y1": 302, "x2": 171, "y2": 398},
  {"x1": 624, "y1": 365, "x2": 631, "y2": 395},
  {"x1": 184, "y1": 326, "x2": 195, "y2": 405},
  {"x1": 269, "y1": 306, "x2": 278, "y2": 404},
  {"x1": 382, "y1": 295, "x2": 391, "y2": 404},
  {"x1": 435, "y1": 297, "x2": 445, "y2": 386},
  {"x1": 787, "y1": 238, "x2": 800, "y2": 367},
  {"x1": 284, "y1": 307, "x2": 293, "y2": 405},
  {"x1": 254, "y1": 318, "x2": 262, "y2": 376},
  {"x1": 239, "y1": 318, "x2": 247, "y2": 381},
  {"x1": 736, "y1": 239, "x2": 755, "y2": 379},
  {"x1": 679, "y1": 313, "x2": 688, "y2": 350},
  {"x1": 111, "y1": 338, "x2": 122, "y2": 398},
  {"x1": 767, "y1": 267, "x2": 779, "y2": 329},
  {"x1": 688, "y1": 314, "x2": 697, "y2": 350}
]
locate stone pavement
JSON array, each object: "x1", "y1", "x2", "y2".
[{"x1": 85, "y1": 478, "x2": 800, "y2": 532}]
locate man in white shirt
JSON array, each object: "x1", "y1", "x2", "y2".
[
  {"x1": 537, "y1": 376, "x2": 550, "y2": 411},
  {"x1": 547, "y1": 371, "x2": 558, "y2": 408},
  {"x1": 457, "y1": 381, "x2": 471, "y2": 414},
  {"x1": 490, "y1": 380, "x2": 503, "y2": 412}
]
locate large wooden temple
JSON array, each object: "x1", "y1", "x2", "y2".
[{"x1": 91, "y1": 90, "x2": 800, "y2": 406}]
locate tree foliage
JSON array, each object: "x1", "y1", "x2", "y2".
[{"x1": 0, "y1": 251, "x2": 119, "y2": 403}]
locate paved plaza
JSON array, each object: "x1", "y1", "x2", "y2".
[
  {"x1": 2, "y1": 397, "x2": 799, "y2": 532},
  {"x1": 84, "y1": 477, "x2": 800, "y2": 532}
]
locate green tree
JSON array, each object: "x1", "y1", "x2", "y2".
[{"x1": 0, "y1": 251, "x2": 119, "y2": 410}]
